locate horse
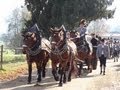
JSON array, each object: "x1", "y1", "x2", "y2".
[
  {"x1": 69, "y1": 31, "x2": 93, "y2": 75},
  {"x1": 50, "y1": 26, "x2": 79, "y2": 86},
  {"x1": 22, "y1": 24, "x2": 51, "y2": 84}
]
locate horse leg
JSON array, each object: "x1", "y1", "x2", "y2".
[
  {"x1": 87, "y1": 58, "x2": 92, "y2": 73},
  {"x1": 68, "y1": 69, "x2": 72, "y2": 82},
  {"x1": 28, "y1": 62, "x2": 32, "y2": 84},
  {"x1": 59, "y1": 67, "x2": 64, "y2": 86},
  {"x1": 42, "y1": 63, "x2": 46, "y2": 78},
  {"x1": 63, "y1": 72, "x2": 66, "y2": 83},
  {"x1": 52, "y1": 62, "x2": 59, "y2": 81},
  {"x1": 68, "y1": 61, "x2": 73, "y2": 82},
  {"x1": 42, "y1": 59, "x2": 48, "y2": 78},
  {"x1": 36, "y1": 62, "x2": 42, "y2": 83},
  {"x1": 78, "y1": 62, "x2": 83, "y2": 77},
  {"x1": 42, "y1": 52, "x2": 49, "y2": 78}
]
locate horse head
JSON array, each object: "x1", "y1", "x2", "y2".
[
  {"x1": 21, "y1": 24, "x2": 43, "y2": 58},
  {"x1": 50, "y1": 25, "x2": 66, "y2": 49},
  {"x1": 22, "y1": 31, "x2": 37, "y2": 48}
]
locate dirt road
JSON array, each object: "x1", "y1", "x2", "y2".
[{"x1": 0, "y1": 59, "x2": 120, "y2": 90}]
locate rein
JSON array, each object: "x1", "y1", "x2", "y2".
[
  {"x1": 51, "y1": 40, "x2": 71, "y2": 61},
  {"x1": 71, "y1": 37, "x2": 87, "y2": 53},
  {"x1": 28, "y1": 44, "x2": 41, "y2": 56},
  {"x1": 26, "y1": 37, "x2": 41, "y2": 56}
]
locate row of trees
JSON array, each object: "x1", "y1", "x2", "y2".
[
  {"x1": 1, "y1": 0, "x2": 115, "y2": 49},
  {"x1": 1, "y1": 8, "x2": 27, "y2": 48},
  {"x1": 25, "y1": 0, "x2": 115, "y2": 37}
]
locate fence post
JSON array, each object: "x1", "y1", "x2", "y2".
[{"x1": 0, "y1": 45, "x2": 3, "y2": 69}]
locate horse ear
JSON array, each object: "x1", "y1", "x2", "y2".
[
  {"x1": 49, "y1": 28, "x2": 54, "y2": 33},
  {"x1": 21, "y1": 34, "x2": 25, "y2": 37},
  {"x1": 75, "y1": 32, "x2": 79, "y2": 36},
  {"x1": 59, "y1": 25, "x2": 65, "y2": 32},
  {"x1": 31, "y1": 33, "x2": 35, "y2": 38}
]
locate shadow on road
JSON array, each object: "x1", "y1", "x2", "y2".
[
  {"x1": 0, "y1": 68, "x2": 100, "y2": 90},
  {"x1": 0, "y1": 68, "x2": 59, "y2": 90}
]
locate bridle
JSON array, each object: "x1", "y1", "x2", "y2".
[{"x1": 23, "y1": 32, "x2": 41, "y2": 56}]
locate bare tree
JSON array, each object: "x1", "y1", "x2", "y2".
[
  {"x1": 3, "y1": 8, "x2": 26, "y2": 48},
  {"x1": 87, "y1": 19, "x2": 110, "y2": 35}
]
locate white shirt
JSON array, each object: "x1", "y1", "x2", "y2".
[{"x1": 101, "y1": 45, "x2": 104, "y2": 54}]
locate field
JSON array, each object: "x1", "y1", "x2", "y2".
[
  {"x1": 0, "y1": 49, "x2": 27, "y2": 81},
  {"x1": 0, "y1": 49, "x2": 51, "y2": 81}
]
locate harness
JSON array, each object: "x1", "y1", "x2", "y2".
[
  {"x1": 28, "y1": 45, "x2": 41, "y2": 56},
  {"x1": 51, "y1": 41, "x2": 72, "y2": 61}
]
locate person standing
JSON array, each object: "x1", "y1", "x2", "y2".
[
  {"x1": 91, "y1": 33, "x2": 99, "y2": 69},
  {"x1": 96, "y1": 39, "x2": 110, "y2": 75},
  {"x1": 91, "y1": 33, "x2": 98, "y2": 53},
  {"x1": 112, "y1": 41, "x2": 120, "y2": 62}
]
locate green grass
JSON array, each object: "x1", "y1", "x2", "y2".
[
  {"x1": 0, "y1": 49, "x2": 51, "y2": 81},
  {"x1": 0, "y1": 49, "x2": 28, "y2": 80},
  {"x1": 0, "y1": 49, "x2": 27, "y2": 73},
  {"x1": 3, "y1": 54, "x2": 26, "y2": 64}
]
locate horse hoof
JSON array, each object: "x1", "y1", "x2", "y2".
[
  {"x1": 35, "y1": 82, "x2": 41, "y2": 86},
  {"x1": 63, "y1": 80, "x2": 66, "y2": 83},
  {"x1": 42, "y1": 73, "x2": 46, "y2": 78},
  {"x1": 42, "y1": 75, "x2": 45, "y2": 78},
  {"x1": 78, "y1": 75, "x2": 81, "y2": 77},
  {"x1": 55, "y1": 77, "x2": 59, "y2": 81},
  {"x1": 59, "y1": 83, "x2": 63, "y2": 87},
  {"x1": 68, "y1": 78, "x2": 71, "y2": 82},
  {"x1": 27, "y1": 82, "x2": 31, "y2": 84}
]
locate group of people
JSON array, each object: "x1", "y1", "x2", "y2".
[{"x1": 73, "y1": 19, "x2": 120, "y2": 75}]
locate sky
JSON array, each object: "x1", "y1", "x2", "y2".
[
  {"x1": 0, "y1": 0, "x2": 120, "y2": 35},
  {"x1": 107, "y1": 0, "x2": 120, "y2": 32},
  {"x1": 0, "y1": 0, "x2": 24, "y2": 35}
]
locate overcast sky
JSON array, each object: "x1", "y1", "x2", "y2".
[
  {"x1": 0, "y1": 0, "x2": 24, "y2": 35},
  {"x1": 0, "y1": 0, "x2": 120, "y2": 35},
  {"x1": 107, "y1": 0, "x2": 120, "y2": 32}
]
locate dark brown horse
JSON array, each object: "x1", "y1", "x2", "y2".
[
  {"x1": 69, "y1": 31, "x2": 93, "y2": 75},
  {"x1": 50, "y1": 26, "x2": 79, "y2": 86},
  {"x1": 22, "y1": 24, "x2": 50, "y2": 84}
]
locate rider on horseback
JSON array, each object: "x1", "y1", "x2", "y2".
[{"x1": 76, "y1": 19, "x2": 92, "y2": 55}]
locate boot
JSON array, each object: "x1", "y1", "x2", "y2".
[{"x1": 103, "y1": 66, "x2": 105, "y2": 75}]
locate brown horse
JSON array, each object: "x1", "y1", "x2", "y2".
[
  {"x1": 22, "y1": 25, "x2": 50, "y2": 84},
  {"x1": 69, "y1": 31, "x2": 93, "y2": 75},
  {"x1": 50, "y1": 26, "x2": 79, "y2": 86}
]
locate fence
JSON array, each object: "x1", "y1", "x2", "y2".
[
  {"x1": 0, "y1": 45, "x2": 3, "y2": 69},
  {"x1": 0, "y1": 45, "x2": 22, "y2": 69}
]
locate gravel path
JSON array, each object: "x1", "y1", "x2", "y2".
[{"x1": 0, "y1": 59, "x2": 120, "y2": 90}]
